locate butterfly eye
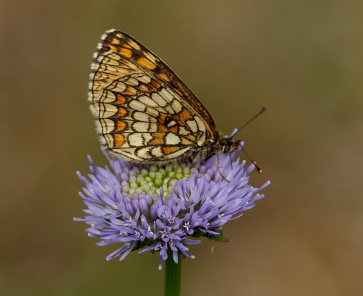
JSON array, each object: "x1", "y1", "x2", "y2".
[{"x1": 223, "y1": 142, "x2": 232, "y2": 153}]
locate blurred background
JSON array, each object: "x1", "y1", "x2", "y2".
[{"x1": 1, "y1": 0, "x2": 362, "y2": 295}]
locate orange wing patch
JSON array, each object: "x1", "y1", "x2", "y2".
[
  {"x1": 120, "y1": 48, "x2": 133, "y2": 58},
  {"x1": 178, "y1": 109, "x2": 193, "y2": 124},
  {"x1": 117, "y1": 121, "x2": 127, "y2": 131},
  {"x1": 159, "y1": 72, "x2": 171, "y2": 82},
  {"x1": 118, "y1": 107, "x2": 127, "y2": 117},
  {"x1": 117, "y1": 94, "x2": 126, "y2": 104},
  {"x1": 148, "y1": 133, "x2": 166, "y2": 145},
  {"x1": 137, "y1": 57, "x2": 157, "y2": 70},
  {"x1": 108, "y1": 44, "x2": 118, "y2": 52},
  {"x1": 114, "y1": 134, "x2": 125, "y2": 147},
  {"x1": 125, "y1": 86, "x2": 137, "y2": 95},
  {"x1": 150, "y1": 79, "x2": 161, "y2": 90},
  {"x1": 162, "y1": 146, "x2": 181, "y2": 155},
  {"x1": 111, "y1": 38, "x2": 121, "y2": 45}
]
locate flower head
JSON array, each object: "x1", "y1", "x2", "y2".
[{"x1": 75, "y1": 139, "x2": 269, "y2": 269}]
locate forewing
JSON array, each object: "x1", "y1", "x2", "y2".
[{"x1": 88, "y1": 29, "x2": 217, "y2": 162}]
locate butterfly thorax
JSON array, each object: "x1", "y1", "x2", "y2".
[
  {"x1": 218, "y1": 136, "x2": 241, "y2": 154},
  {"x1": 192, "y1": 132, "x2": 240, "y2": 162}
]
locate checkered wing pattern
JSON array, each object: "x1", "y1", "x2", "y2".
[{"x1": 88, "y1": 29, "x2": 217, "y2": 162}]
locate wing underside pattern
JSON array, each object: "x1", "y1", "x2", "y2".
[{"x1": 88, "y1": 29, "x2": 217, "y2": 162}]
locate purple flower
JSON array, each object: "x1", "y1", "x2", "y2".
[{"x1": 75, "y1": 141, "x2": 270, "y2": 269}]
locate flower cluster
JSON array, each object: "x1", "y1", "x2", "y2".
[{"x1": 75, "y1": 143, "x2": 269, "y2": 269}]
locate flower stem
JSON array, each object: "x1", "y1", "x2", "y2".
[{"x1": 165, "y1": 250, "x2": 181, "y2": 296}]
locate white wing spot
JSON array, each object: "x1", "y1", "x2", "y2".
[
  {"x1": 127, "y1": 77, "x2": 139, "y2": 86},
  {"x1": 100, "y1": 119, "x2": 115, "y2": 133},
  {"x1": 100, "y1": 103, "x2": 118, "y2": 118},
  {"x1": 197, "y1": 133, "x2": 206, "y2": 146},
  {"x1": 151, "y1": 147, "x2": 163, "y2": 157},
  {"x1": 133, "y1": 112, "x2": 156, "y2": 122},
  {"x1": 104, "y1": 134, "x2": 114, "y2": 146},
  {"x1": 144, "y1": 52, "x2": 158, "y2": 63},
  {"x1": 137, "y1": 75, "x2": 151, "y2": 84},
  {"x1": 159, "y1": 88, "x2": 174, "y2": 102},
  {"x1": 187, "y1": 120, "x2": 198, "y2": 132},
  {"x1": 133, "y1": 122, "x2": 150, "y2": 132},
  {"x1": 167, "y1": 147, "x2": 190, "y2": 158},
  {"x1": 167, "y1": 120, "x2": 177, "y2": 127},
  {"x1": 171, "y1": 99, "x2": 182, "y2": 113},
  {"x1": 129, "y1": 100, "x2": 146, "y2": 112},
  {"x1": 139, "y1": 95, "x2": 159, "y2": 107},
  {"x1": 146, "y1": 107, "x2": 159, "y2": 117},
  {"x1": 195, "y1": 116, "x2": 206, "y2": 132},
  {"x1": 152, "y1": 93, "x2": 168, "y2": 107},
  {"x1": 128, "y1": 133, "x2": 144, "y2": 147},
  {"x1": 112, "y1": 148, "x2": 140, "y2": 160},
  {"x1": 149, "y1": 123, "x2": 158, "y2": 132},
  {"x1": 136, "y1": 147, "x2": 152, "y2": 159},
  {"x1": 101, "y1": 91, "x2": 117, "y2": 103},
  {"x1": 165, "y1": 133, "x2": 181, "y2": 145},
  {"x1": 179, "y1": 127, "x2": 189, "y2": 135},
  {"x1": 142, "y1": 133, "x2": 153, "y2": 144},
  {"x1": 111, "y1": 81, "x2": 127, "y2": 92}
]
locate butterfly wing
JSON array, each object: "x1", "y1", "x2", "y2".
[{"x1": 88, "y1": 29, "x2": 217, "y2": 162}]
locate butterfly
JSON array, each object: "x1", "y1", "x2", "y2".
[{"x1": 88, "y1": 29, "x2": 253, "y2": 165}]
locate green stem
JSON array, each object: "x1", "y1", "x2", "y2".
[{"x1": 165, "y1": 250, "x2": 182, "y2": 296}]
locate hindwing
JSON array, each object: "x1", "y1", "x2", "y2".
[{"x1": 88, "y1": 29, "x2": 217, "y2": 162}]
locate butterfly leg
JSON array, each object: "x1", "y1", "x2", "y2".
[
  {"x1": 166, "y1": 171, "x2": 176, "y2": 188},
  {"x1": 217, "y1": 151, "x2": 230, "y2": 183},
  {"x1": 228, "y1": 153, "x2": 233, "y2": 170}
]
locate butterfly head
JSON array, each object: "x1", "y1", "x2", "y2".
[
  {"x1": 216, "y1": 131, "x2": 263, "y2": 174},
  {"x1": 220, "y1": 137, "x2": 241, "y2": 154},
  {"x1": 213, "y1": 131, "x2": 241, "y2": 154}
]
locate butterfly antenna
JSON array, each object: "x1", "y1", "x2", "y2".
[
  {"x1": 239, "y1": 143, "x2": 263, "y2": 174},
  {"x1": 229, "y1": 106, "x2": 267, "y2": 139}
]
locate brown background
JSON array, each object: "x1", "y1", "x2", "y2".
[{"x1": 1, "y1": 1, "x2": 362, "y2": 295}]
